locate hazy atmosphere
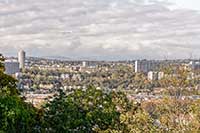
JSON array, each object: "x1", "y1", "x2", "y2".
[
  {"x1": 2, "y1": 1, "x2": 200, "y2": 132},
  {"x1": 1, "y1": 0, "x2": 200, "y2": 60}
]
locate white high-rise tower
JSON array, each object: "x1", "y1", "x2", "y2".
[{"x1": 18, "y1": 50, "x2": 25, "y2": 69}]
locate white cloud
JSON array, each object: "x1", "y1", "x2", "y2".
[{"x1": 0, "y1": 0, "x2": 200, "y2": 60}]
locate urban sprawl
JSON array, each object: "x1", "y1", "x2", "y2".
[{"x1": 5, "y1": 50, "x2": 200, "y2": 107}]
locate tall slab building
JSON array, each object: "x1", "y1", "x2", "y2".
[
  {"x1": 135, "y1": 60, "x2": 160, "y2": 73},
  {"x1": 18, "y1": 50, "x2": 25, "y2": 69}
]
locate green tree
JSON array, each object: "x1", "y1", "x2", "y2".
[
  {"x1": 99, "y1": 92, "x2": 159, "y2": 133},
  {"x1": 0, "y1": 54, "x2": 38, "y2": 133},
  {"x1": 0, "y1": 72, "x2": 18, "y2": 96},
  {"x1": 43, "y1": 86, "x2": 121, "y2": 132},
  {"x1": 0, "y1": 54, "x2": 18, "y2": 95},
  {"x1": 0, "y1": 91, "x2": 37, "y2": 133}
]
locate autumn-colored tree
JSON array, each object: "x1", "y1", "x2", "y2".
[
  {"x1": 143, "y1": 98, "x2": 200, "y2": 132},
  {"x1": 160, "y1": 65, "x2": 197, "y2": 98}
]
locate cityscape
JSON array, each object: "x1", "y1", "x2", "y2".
[
  {"x1": 4, "y1": 50, "x2": 200, "y2": 107},
  {"x1": 1, "y1": 0, "x2": 200, "y2": 132}
]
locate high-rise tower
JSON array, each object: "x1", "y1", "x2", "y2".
[{"x1": 18, "y1": 50, "x2": 25, "y2": 69}]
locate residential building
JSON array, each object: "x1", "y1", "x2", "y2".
[
  {"x1": 148, "y1": 71, "x2": 158, "y2": 81},
  {"x1": 148, "y1": 71, "x2": 164, "y2": 81},
  {"x1": 4, "y1": 60, "x2": 20, "y2": 75},
  {"x1": 189, "y1": 61, "x2": 200, "y2": 71},
  {"x1": 135, "y1": 60, "x2": 160, "y2": 73}
]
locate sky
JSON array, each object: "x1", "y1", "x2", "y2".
[
  {"x1": 169, "y1": 0, "x2": 200, "y2": 11},
  {"x1": 1, "y1": 0, "x2": 200, "y2": 60}
]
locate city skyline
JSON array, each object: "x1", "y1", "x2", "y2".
[{"x1": 1, "y1": 0, "x2": 200, "y2": 60}]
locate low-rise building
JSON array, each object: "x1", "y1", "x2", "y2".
[{"x1": 148, "y1": 71, "x2": 164, "y2": 81}]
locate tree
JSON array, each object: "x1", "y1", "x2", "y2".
[
  {"x1": 0, "y1": 54, "x2": 5, "y2": 72},
  {"x1": 43, "y1": 86, "x2": 121, "y2": 132},
  {"x1": 160, "y1": 66, "x2": 196, "y2": 98},
  {"x1": 99, "y1": 91, "x2": 159, "y2": 133},
  {"x1": 0, "y1": 91, "x2": 37, "y2": 133},
  {"x1": 143, "y1": 98, "x2": 200, "y2": 132},
  {"x1": 0, "y1": 72, "x2": 18, "y2": 96},
  {"x1": 0, "y1": 54, "x2": 18, "y2": 95},
  {"x1": 0, "y1": 54, "x2": 38, "y2": 133}
]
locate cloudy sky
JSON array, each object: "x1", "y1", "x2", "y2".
[{"x1": 1, "y1": 0, "x2": 200, "y2": 60}]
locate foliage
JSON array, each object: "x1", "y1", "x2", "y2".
[
  {"x1": 132, "y1": 73, "x2": 153, "y2": 92},
  {"x1": 0, "y1": 54, "x2": 5, "y2": 72},
  {"x1": 160, "y1": 66, "x2": 197, "y2": 97},
  {"x1": 0, "y1": 72, "x2": 18, "y2": 95},
  {"x1": 143, "y1": 98, "x2": 200, "y2": 132},
  {"x1": 0, "y1": 92, "x2": 37, "y2": 133},
  {"x1": 0, "y1": 54, "x2": 18, "y2": 95},
  {"x1": 0, "y1": 54, "x2": 38, "y2": 133},
  {"x1": 43, "y1": 86, "x2": 121, "y2": 132}
]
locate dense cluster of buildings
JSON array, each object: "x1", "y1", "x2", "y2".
[
  {"x1": 135, "y1": 59, "x2": 200, "y2": 81},
  {"x1": 3, "y1": 51, "x2": 200, "y2": 107}
]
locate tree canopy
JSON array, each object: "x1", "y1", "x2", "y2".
[
  {"x1": 0, "y1": 54, "x2": 38, "y2": 133},
  {"x1": 43, "y1": 87, "x2": 122, "y2": 132}
]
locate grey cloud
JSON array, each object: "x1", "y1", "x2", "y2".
[{"x1": 0, "y1": 0, "x2": 200, "y2": 60}]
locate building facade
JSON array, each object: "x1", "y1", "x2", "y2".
[
  {"x1": 135, "y1": 60, "x2": 160, "y2": 73},
  {"x1": 82, "y1": 61, "x2": 88, "y2": 67},
  {"x1": 189, "y1": 61, "x2": 200, "y2": 71},
  {"x1": 148, "y1": 71, "x2": 164, "y2": 81},
  {"x1": 18, "y1": 50, "x2": 26, "y2": 69},
  {"x1": 4, "y1": 60, "x2": 20, "y2": 75}
]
